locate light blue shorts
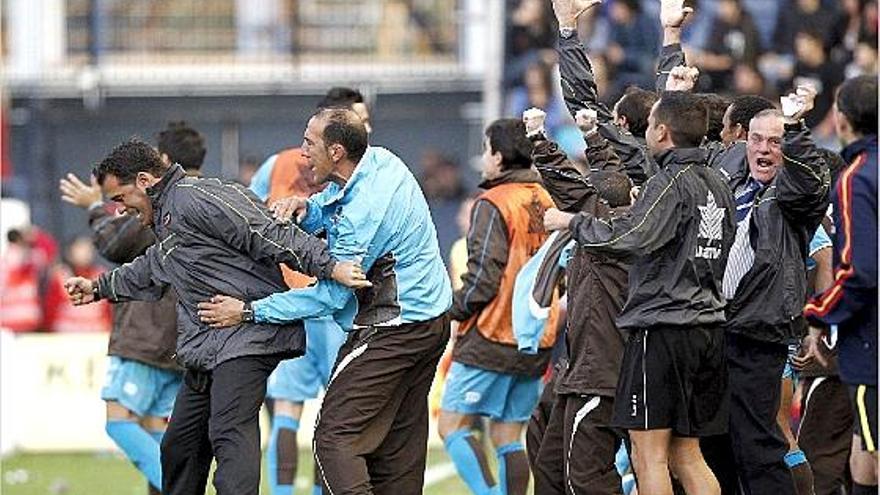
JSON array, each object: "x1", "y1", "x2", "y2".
[
  {"x1": 782, "y1": 343, "x2": 800, "y2": 380},
  {"x1": 267, "y1": 316, "x2": 346, "y2": 403},
  {"x1": 101, "y1": 356, "x2": 183, "y2": 418},
  {"x1": 440, "y1": 361, "x2": 542, "y2": 423}
]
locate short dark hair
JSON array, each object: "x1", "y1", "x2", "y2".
[
  {"x1": 157, "y1": 121, "x2": 206, "y2": 171},
  {"x1": 592, "y1": 170, "x2": 633, "y2": 208},
  {"x1": 837, "y1": 75, "x2": 878, "y2": 136},
  {"x1": 317, "y1": 87, "x2": 365, "y2": 109},
  {"x1": 7, "y1": 229, "x2": 23, "y2": 244},
  {"x1": 93, "y1": 138, "x2": 166, "y2": 186},
  {"x1": 695, "y1": 93, "x2": 730, "y2": 143},
  {"x1": 653, "y1": 92, "x2": 708, "y2": 147},
  {"x1": 728, "y1": 95, "x2": 776, "y2": 131},
  {"x1": 796, "y1": 26, "x2": 826, "y2": 46},
  {"x1": 618, "y1": 0, "x2": 641, "y2": 12},
  {"x1": 485, "y1": 118, "x2": 533, "y2": 170},
  {"x1": 315, "y1": 108, "x2": 369, "y2": 163},
  {"x1": 616, "y1": 87, "x2": 658, "y2": 138}
]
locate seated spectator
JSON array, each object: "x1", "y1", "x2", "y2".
[
  {"x1": 507, "y1": 60, "x2": 569, "y2": 136},
  {"x1": 420, "y1": 150, "x2": 465, "y2": 202},
  {"x1": 787, "y1": 28, "x2": 845, "y2": 130},
  {"x1": 0, "y1": 227, "x2": 57, "y2": 333},
  {"x1": 732, "y1": 63, "x2": 774, "y2": 99},
  {"x1": 601, "y1": 0, "x2": 660, "y2": 98},
  {"x1": 45, "y1": 236, "x2": 112, "y2": 333},
  {"x1": 505, "y1": 0, "x2": 557, "y2": 88},
  {"x1": 695, "y1": 0, "x2": 763, "y2": 92},
  {"x1": 772, "y1": 0, "x2": 840, "y2": 56},
  {"x1": 828, "y1": 0, "x2": 866, "y2": 65},
  {"x1": 1, "y1": 229, "x2": 47, "y2": 332}
]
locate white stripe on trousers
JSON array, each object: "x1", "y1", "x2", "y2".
[
  {"x1": 796, "y1": 376, "x2": 827, "y2": 439},
  {"x1": 315, "y1": 342, "x2": 370, "y2": 495},
  {"x1": 566, "y1": 396, "x2": 602, "y2": 495}
]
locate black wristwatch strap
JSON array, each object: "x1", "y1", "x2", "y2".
[{"x1": 242, "y1": 301, "x2": 255, "y2": 323}]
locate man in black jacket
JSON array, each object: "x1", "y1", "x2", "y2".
[
  {"x1": 524, "y1": 102, "x2": 634, "y2": 495},
  {"x1": 553, "y1": 0, "x2": 657, "y2": 187},
  {"x1": 545, "y1": 90, "x2": 735, "y2": 495},
  {"x1": 58, "y1": 121, "x2": 206, "y2": 494},
  {"x1": 65, "y1": 139, "x2": 367, "y2": 495},
  {"x1": 715, "y1": 93, "x2": 830, "y2": 495}
]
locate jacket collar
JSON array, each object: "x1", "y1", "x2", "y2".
[
  {"x1": 653, "y1": 147, "x2": 708, "y2": 170},
  {"x1": 313, "y1": 147, "x2": 375, "y2": 208},
  {"x1": 479, "y1": 167, "x2": 542, "y2": 190},
  {"x1": 841, "y1": 135, "x2": 878, "y2": 164},
  {"x1": 147, "y1": 164, "x2": 187, "y2": 208}
]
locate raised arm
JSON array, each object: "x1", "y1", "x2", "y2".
[
  {"x1": 655, "y1": 0, "x2": 693, "y2": 91},
  {"x1": 776, "y1": 88, "x2": 831, "y2": 229},
  {"x1": 552, "y1": 0, "x2": 613, "y2": 121}
]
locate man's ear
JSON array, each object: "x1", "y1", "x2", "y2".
[
  {"x1": 617, "y1": 115, "x2": 630, "y2": 131},
  {"x1": 328, "y1": 143, "x2": 346, "y2": 162},
  {"x1": 160, "y1": 153, "x2": 171, "y2": 166},
  {"x1": 136, "y1": 172, "x2": 155, "y2": 189},
  {"x1": 492, "y1": 149, "x2": 504, "y2": 170},
  {"x1": 657, "y1": 122, "x2": 670, "y2": 144},
  {"x1": 734, "y1": 123, "x2": 747, "y2": 141}
]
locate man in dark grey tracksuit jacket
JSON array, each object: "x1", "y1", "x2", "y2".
[{"x1": 65, "y1": 140, "x2": 362, "y2": 495}]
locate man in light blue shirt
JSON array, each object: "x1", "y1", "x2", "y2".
[{"x1": 199, "y1": 108, "x2": 452, "y2": 494}]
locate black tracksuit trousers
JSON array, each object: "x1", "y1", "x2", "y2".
[
  {"x1": 161, "y1": 354, "x2": 282, "y2": 495},
  {"x1": 705, "y1": 333, "x2": 795, "y2": 495},
  {"x1": 314, "y1": 314, "x2": 450, "y2": 495}
]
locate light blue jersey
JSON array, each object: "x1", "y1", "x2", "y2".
[
  {"x1": 805, "y1": 224, "x2": 832, "y2": 270},
  {"x1": 253, "y1": 146, "x2": 452, "y2": 328},
  {"x1": 248, "y1": 153, "x2": 278, "y2": 201}
]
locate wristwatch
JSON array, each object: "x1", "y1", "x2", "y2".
[
  {"x1": 241, "y1": 302, "x2": 255, "y2": 323},
  {"x1": 559, "y1": 27, "x2": 576, "y2": 39}
]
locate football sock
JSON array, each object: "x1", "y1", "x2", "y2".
[
  {"x1": 267, "y1": 415, "x2": 300, "y2": 495},
  {"x1": 496, "y1": 442, "x2": 529, "y2": 495},
  {"x1": 444, "y1": 428, "x2": 496, "y2": 495},
  {"x1": 105, "y1": 419, "x2": 162, "y2": 489}
]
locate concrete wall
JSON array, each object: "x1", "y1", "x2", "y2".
[{"x1": 7, "y1": 92, "x2": 482, "y2": 260}]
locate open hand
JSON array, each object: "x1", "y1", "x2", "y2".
[
  {"x1": 551, "y1": 0, "x2": 603, "y2": 28},
  {"x1": 544, "y1": 208, "x2": 575, "y2": 231},
  {"x1": 660, "y1": 0, "x2": 694, "y2": 28},
  {"x1": 59, "y1": 173, "x2": 102, "y2": 209},
  {"x1": 332, "y1": 260, "x2": 372, "y2": 289},
  {"x1": 270, "y1": 196, "x2": 309, "y2": 224},
  {"x1": 64, "y1": 277, "x2": 96, "y2": 305},
  {"x1": 198, "y1": 295, "x2": 245, "y2": 328},
  {"x1": 791, "y1": 326, "x2": 829, "y2": 371}
]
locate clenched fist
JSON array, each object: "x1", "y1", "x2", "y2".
[{"x1": 64, "y1": 277, "x2": 97, "y2": 306}]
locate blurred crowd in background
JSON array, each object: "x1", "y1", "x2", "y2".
[
  {"x1": 2, "y1": 0, "x2": 878, "y2": 334},
  {"x1": 504, "y1": 0, "x2": 879, "y2": 151}
]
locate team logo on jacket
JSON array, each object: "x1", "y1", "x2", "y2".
[
  {"x1": 163, "y1": 213, "x2": 171, "y2": 226},
  {"x1": 696, "y1": 191, "x2": 725, "y2": 260}
]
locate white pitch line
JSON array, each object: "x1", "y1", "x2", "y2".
[{"x1": 424, "y1": 462, "x2": 457, "y2": 486}]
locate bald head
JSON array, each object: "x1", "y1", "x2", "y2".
[
  {"x1": 303, "y1": 108, "x2": 369, "y2": 185},
  {"x1": 313, "y1": 108, "x2": 369, "y2": 163}
]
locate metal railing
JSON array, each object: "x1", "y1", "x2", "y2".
[{"x1": 3, "y1": 0, "x2": 492, "y2": 97}]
